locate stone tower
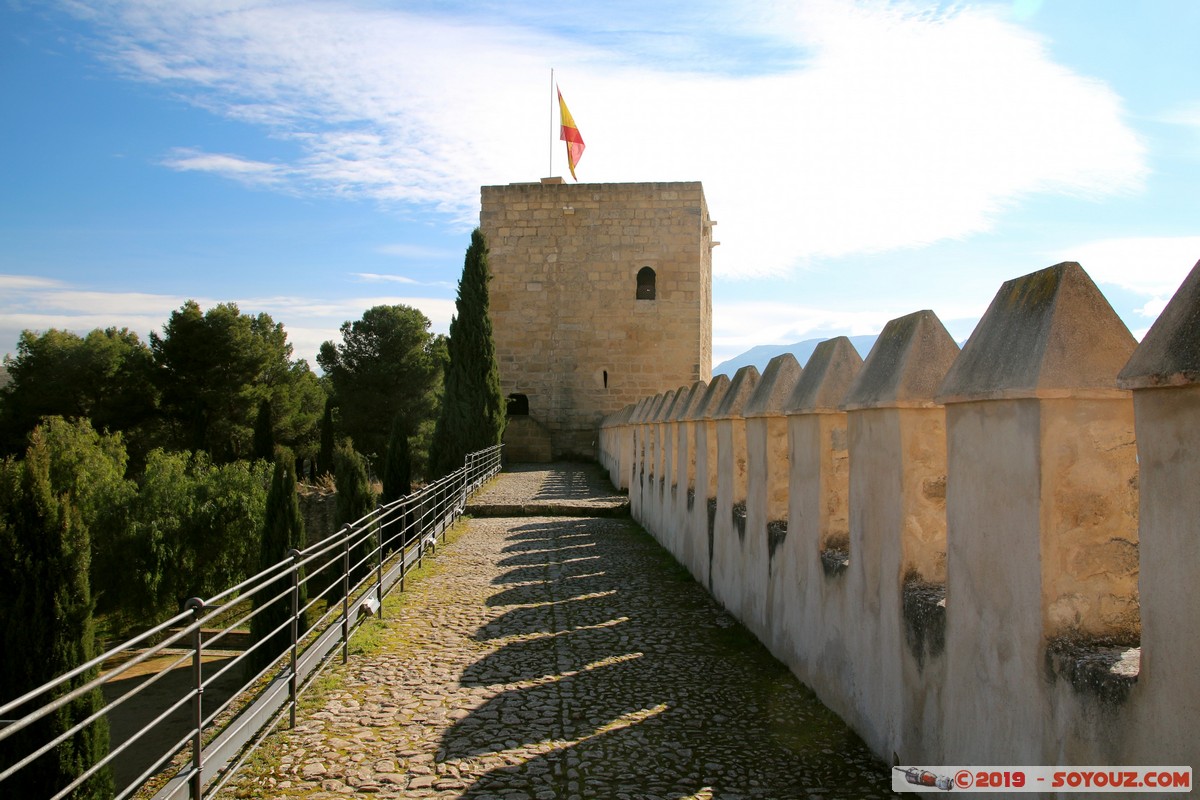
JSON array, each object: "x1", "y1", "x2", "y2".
[{"x1": 480, "y1": 179, "x2": 714, "y2": 460}]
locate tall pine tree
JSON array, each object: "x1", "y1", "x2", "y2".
[
  {"x1": 0, "y1": 430, "x2": 112, "y2": 799},
  {"x1": 430, "y1": 228, "x2": 505, "y2": 477}
]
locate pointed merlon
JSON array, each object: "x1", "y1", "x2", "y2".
[
  {"x1": 651, "y1": 390, "x2": 678, "y2": 423},
  {"x1": 787, "y1": 336, "x2": 865, "y2": 414},
  {"x1": 686, "y1": 374, "x2": 731, "y2": 421},
  {"x1": 714, "y1": 365, "x2": 761, "y2": 419},
  {"x1": 745, "y1": 353, "x2": 802, "y2": 417},
  {"x1": 674, "y1": 380, "x2": 710, "y2": 420},
  {"x1": 1119, "y1": 258, "x2": 1200, "y2": 389},
  {"x1": 939, "y1": 262, "x2": 1135, "y2": 402},
  {"x1": 843, "y1": 310, "x2": 960, "y2": 410}
]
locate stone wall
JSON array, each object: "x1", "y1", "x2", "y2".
[
  {"x1": 601, "y1": 260, "x2": 1200, "y2": 772},
  {"x1": 501, "y1": 416, "x2": 553, "y2": 463},
  {"x1": 297, "y1": 484, "x2": 337, "y2": 545},
  {"x1": 481, "y1": 180, "x2": 713, "y2": 460}
]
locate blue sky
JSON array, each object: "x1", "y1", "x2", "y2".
[{"x1": 2, "y1": 0, "x2": 1198, "y2": 370}]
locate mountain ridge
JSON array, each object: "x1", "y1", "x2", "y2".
[{"x1": 713, "y1": 334, "x2": 879, "y2": 378}]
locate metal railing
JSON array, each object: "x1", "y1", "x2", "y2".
[{"x1": 0, "y1": 445, "x2": 502, "y2": 800}]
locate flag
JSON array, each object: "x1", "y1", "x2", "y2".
[{"x1": 557, "y1": 87, "x2": 585, "y2": 181}]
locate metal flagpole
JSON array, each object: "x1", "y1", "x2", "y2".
[{"x1": 549, "y1": 68, "x2": 554, "y2": 177}]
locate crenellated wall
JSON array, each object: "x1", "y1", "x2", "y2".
[{"x1": 599, "y1": 260, "x2": 1200, "y2": 773}]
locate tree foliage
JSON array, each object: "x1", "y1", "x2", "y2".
[
  {"x1": 0, "y1": 327, "x2": 158, "y2": 458},
  {"x1": 249, "y1": 458, "x2": 307, "y2": 676},
  {"x1": 0, "y1": 305, "x2": 326, "y2": 468},
  {"x1": 430, "y1": 228, "x2": 505, "y2": 477},
  {"x1": 151, "y1": 301, "x2": 324, "y2": 463},
  {"x1": 317, "y1": 305, "x2": 443, "y2": 471},
  {"x1": 1, "y1": 417, "x2": 274, "y2": 631},
  {"x1": 0, "y1": 430, "x2": 112, "y2": 799},
  {"x1": 35, "y1": 418, "x2": 137, "y2": 616},
  {"x1": 127, "y1": 451, "x2": 271, "y2": 620},
  {"x1": 273, "y1": 364, "x2": 325, "y2": 468}
]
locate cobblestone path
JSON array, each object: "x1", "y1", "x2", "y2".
[{"x1": 222, "y1": 464, "x2": 890, "y2": 799}]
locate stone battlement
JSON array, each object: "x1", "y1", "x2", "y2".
[{"x1": 600, "y1": 259, "x2": 1200, "y2": 770}]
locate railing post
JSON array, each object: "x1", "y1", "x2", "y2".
[
  {"x1": 375, "y1": 507, "x2": 384, "y2": 619},
  {"x1": 417, "y1": 496, "x2": 426, "y2": 570},
  {"x1": 399, "y1": 498, "x2": 408, "y2": 593},
  {"x1": 288, "y1": 548, "x2": 301, "y2": 729},
  {"x1": 184, "y1": 597, "x2": 205, "y2": 799},
  {"x1": 341, "y1": 535, "x2": 350, "y2": 665}
]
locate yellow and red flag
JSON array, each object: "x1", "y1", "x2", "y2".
[{"x1": 557, "y1": 87, "x2": 585, "y2": 180}]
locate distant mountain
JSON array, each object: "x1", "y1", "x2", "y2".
[{"x1": 713, "y1": 334, "x2": 879, "y2": 378}]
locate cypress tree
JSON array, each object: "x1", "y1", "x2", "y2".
[
  {"x1": 329, "y1": 443, "x2": 377, "y2": 599},
  {"x1": 249, "y1": 458, "x2": 307, "y2": 676},
  {"x1": 381, "y1": 415, "x2": 412, "y2": 506},
  {"x1": 381, "y1": 416, "x2": 412, "y2": 554},
  {"x1": 0, "y1": 431, "x2": 112, "y2": 799},
  {"x1": 430, "y1": 227, "x2": 505, "y2": 476},
  {"x1": 252, "y1": 398, "x2": 275, "y2": 462},
  {"x1": 318, "y1": 398, "x2": 335, "y2": 478}
]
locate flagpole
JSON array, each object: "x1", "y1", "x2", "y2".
[{"x1": 549, "y1": 68, "x2": 554, "y2": 178}]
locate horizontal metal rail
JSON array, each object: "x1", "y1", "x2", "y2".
[{"x1": 0, "y1": 445, "x2": 502, "y2": 800}]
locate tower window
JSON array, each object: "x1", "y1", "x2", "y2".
[
  {"x1": 506, "y1": 393, "x2": 529, "y2": 416},
  {"x1": 637, "y1": 267, "x2": 656, "y2": 300}
]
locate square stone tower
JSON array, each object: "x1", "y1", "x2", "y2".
[{"x1": 480, "y1": 179, "x2": 714, "y2": 460}]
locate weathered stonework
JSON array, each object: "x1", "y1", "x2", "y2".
[
  {"x1": 481, "y1": 180, "x2": 713, "y2": 459},
  {"x1": 603, "y1": 258, "x2": 1200, "y2": 771}
]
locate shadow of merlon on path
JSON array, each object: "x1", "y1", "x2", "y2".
[
  {"x1": 467, "y1": 462, "x2": 630, "y2": 518},
  {"x1": 439, "y1": 509, "x2": 891, "y2": 799},
  {"x1": 216, "y1": 462, "x2": 890, "y2": 800}
]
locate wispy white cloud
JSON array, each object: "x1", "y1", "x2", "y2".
[
  {"x1": 0, "y1": 274, "x2": 69, "y2": 292},
  {"x1": 1160, "y1": 101, "x2": 1200, "y2": 128},
  {"x1": 375, "y1": 243, "x2": 458, "y2": 260},
  {"x1": 351, "y1": 273, "x2": 456, "y2": 289},
  {"x1": 1054, "y1": 236, "x2": 1200, "y2": 299},
  {"x1": 352, "y1": 273, "x2": 419, "y2": 285},
  {"x1": 65, "y1": 0, "x2": 1147, "y2": 277},
  {"x1": 161, "y1": 147, "x2": 286, "y2": 188},
  {"x1": 1136, "y1": 297, "x2": 1169, "y2": 320},
  {"x1": 0, "y1": 280, "x2": 195, "y2": 360},
  {"x1": 713, "y1": 300, "x2": 893, "y2": 351}
]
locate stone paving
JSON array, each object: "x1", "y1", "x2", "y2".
[
  {"x1": 221, "y1": 463, "x2": 890, "y2": 799},
  {"x1": 465, "y1": 462, "x2": 631, "y2": 518}
]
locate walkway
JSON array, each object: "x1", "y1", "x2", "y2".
[{"x1": 221, "y1": 464, "x2": 889, "y2": 799}]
